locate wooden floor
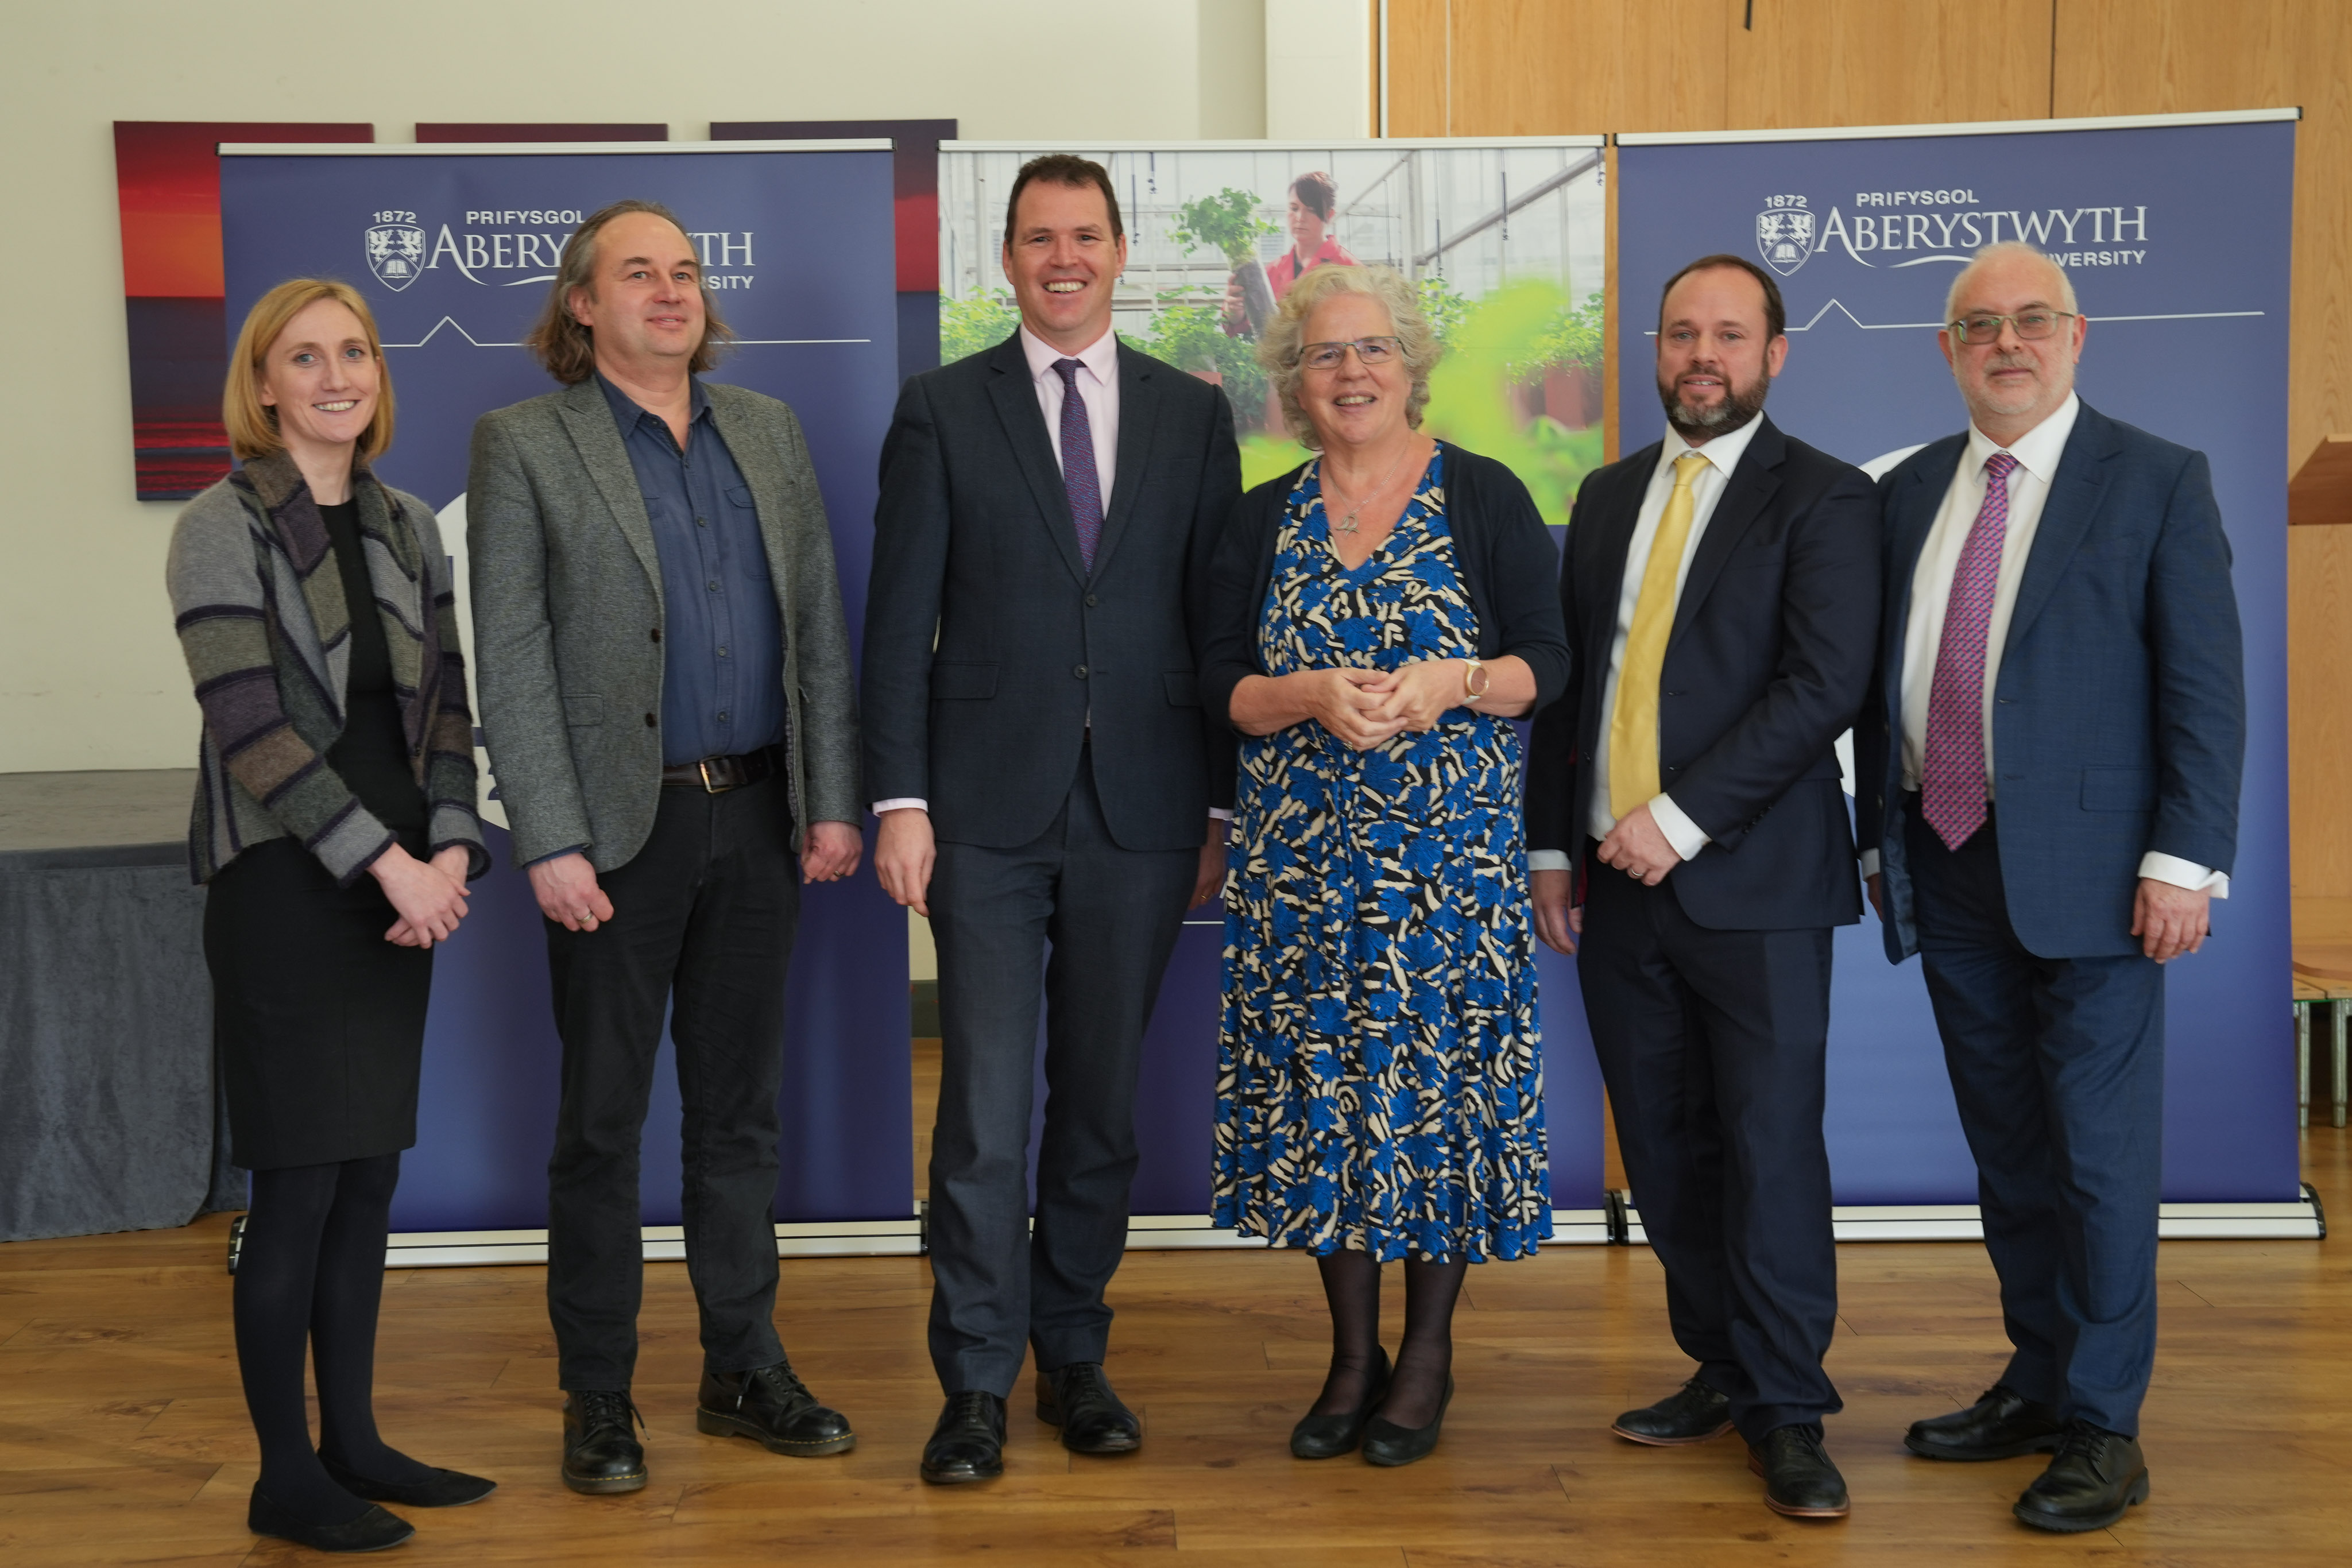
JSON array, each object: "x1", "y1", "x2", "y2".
[{"x1": 3, "y1": 1133, "x2": 2346, "y2": 1567}]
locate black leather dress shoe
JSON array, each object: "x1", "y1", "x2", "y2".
[
  {"x1": 248, "y1": 1486, "x2": 414, "y2": 1553},
  {"x1": 1036, "y1": 1362, "x2": 1142, "y2": 1454},
  {"x1": 1905, "y1": 1384, "x2": 2065, "y2": 1461},
  {"x1": 1361, "y1": 1375, "x2": 1453, "y2": 1468},
  {"x1": 2014, "y1": 1424, "x2": 2149, "y2": 1532},
  {"x1": 922, "y1": 1391, "x2": 1008, "y2": 1484},
  {"x1": 1611, "y1": 1378, "x2": 1733, "y2": 1446},
  {"x1": 1747, "y1": 1425, "x2": 1850, "y2": 1518},
  {"x1": 1290, "y1": 1348, "x2": 1391, "y2": 1459},
  {"x1": 319, "y1": 1451, "x2": 498, "y2": 1507},
  {"x1": 562, "y1": 1389, "x2": 648, "y2": 1495},
  {"x1": 697, "y1": 1358, "x2": 857, "y2": 1457}
]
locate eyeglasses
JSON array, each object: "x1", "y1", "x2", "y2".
[
  {"x1": 1296, "y1": 336, "x2": 1402, "y2": 371},
  {"x1": 1948, "y1": 311, "x2": 2076, "y2": 346}
]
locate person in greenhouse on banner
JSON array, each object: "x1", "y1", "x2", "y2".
[
  {"x1": 1224, "y1": 171, "x2": 1358, "y2": 336},
  {"x1": 1201, "y1": 262, "x2": 1569, "y2": 1468}
]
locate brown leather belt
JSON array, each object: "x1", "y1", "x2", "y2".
[{"x1": 660, "y1": 745, "x2": 779, "y2": 793}]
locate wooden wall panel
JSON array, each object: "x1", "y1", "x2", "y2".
[
  {"x1": 1385, "y1": 0, "x2": 1452, "y2": 135},
  {"x1": 1724, "y1": 0, "x2": 2056, "y2": 129}
]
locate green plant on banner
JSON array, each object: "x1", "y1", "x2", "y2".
[
  {"x1": 1419, "y1": 278, "x2": 1603, "y2": 531},
  {"x1": 940, "y1": 290, "x2": 1022, "y2": 365},
  {"x1": 1171, "y1": 188, "x2": 1279, "y2": 336}
]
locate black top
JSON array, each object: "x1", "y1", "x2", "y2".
[
  {"x1": 320, "y1": 500, "x2": 427, "y2": 848},
  {"x1": 1200, "y1": 441, "x2": 1575, "y2": 730}
]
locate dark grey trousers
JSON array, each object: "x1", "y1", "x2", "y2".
[
  {"x1": 543, "y1": 776, "x2": 799, "y2": 1392},
  {"x1": 924, "y1": 758, "x2": 1196, "y2": 1396}
]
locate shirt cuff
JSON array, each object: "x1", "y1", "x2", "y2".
[
  {"x1": 1209, "y1": 808, "x2": 1233, "y2": 822},
  {"x1": 1526, "y1": 849, "x2": 1574, "y2": 873},
  {"x1": 525, "y1": 844, "x2": 589, "y2": 868},
  {"x1": 1858, "y1": 848, "x2": 1882, "y2": 878},
  {"x1": 2139, "y1": 852, "x2": 2229, "y2": 899},
  {"x1": 871, "y1": 798, "x2": 928, "y2": 816},
  {"x1": 1649, "y1": 793, "x2": 1712, "y2": 862}
]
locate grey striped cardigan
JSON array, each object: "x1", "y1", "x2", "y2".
[{"x1": 166, "y1": 450, "x2": 485, "y2": 885}]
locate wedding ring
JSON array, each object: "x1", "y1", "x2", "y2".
[{"x1": 1627, "y1": 867, "x2": 1641, "y2": 879}]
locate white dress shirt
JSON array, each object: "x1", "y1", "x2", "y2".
[
  {"x1": 875, "y1": 327, "x2": 1233, "y2": 822},
  {"x1": 1857, "y1": 392, "x2": 2223, "y2": 896},
  {"x1": 1526, "y1": 415, "x2": 1763, "y2": 874}
]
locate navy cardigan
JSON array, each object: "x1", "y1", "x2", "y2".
[{"x1": 1200, "y1": 441, "x2": 1573, "y2": 729}]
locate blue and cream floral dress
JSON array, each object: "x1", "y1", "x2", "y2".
[{"x1": 1212, "y1": 448, "x2": 1550, "y2": 1263}]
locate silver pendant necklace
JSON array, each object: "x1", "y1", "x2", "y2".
[{"x1": 1325, "y1": 443, "x2": 1415, "y2": 535}]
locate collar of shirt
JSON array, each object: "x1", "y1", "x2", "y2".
[
  {"x1": 1658, "y1": 407, "x2": 1765, "y2": 482},
  {"x1": 595, "y1": 369, "x2": 709, "y2": 443},
  {"x1": 1963, "y1": 390, "x2": 2079, "y2": 485},
  {"x1": 1019, "y1": 323, "x2": 1117, "y2": 389}
]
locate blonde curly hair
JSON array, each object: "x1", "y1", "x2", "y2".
[{"x1": 1258, "y1": 264, "x2": 1440, "y2": 450}]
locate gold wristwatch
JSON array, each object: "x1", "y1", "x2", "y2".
[{"x1": 1462, "y1": 657, "x2": 1490, "y2": 702}]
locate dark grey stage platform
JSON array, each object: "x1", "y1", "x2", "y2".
[{"x1": 0, "y1": 770, "x2": 242, "y2": 1242}]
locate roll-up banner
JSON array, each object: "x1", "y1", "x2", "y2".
[
  {"x1": 940, "y1": 139, "x2": 1614, "y2": 1239},
  {"x1": 219, "y1": 142, "x2": 913, "y2": 1261},
  {"x1": 1615, "y1": 111, "x2": 2313, "y2": 1235}
]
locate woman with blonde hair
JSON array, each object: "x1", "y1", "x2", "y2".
[
  {"x1": 169, "y1": 278, "x2": 493, "y2": 1552},
  {"x1": 1202, "y1": 263, "x2": 1570, "y2": 1466}
]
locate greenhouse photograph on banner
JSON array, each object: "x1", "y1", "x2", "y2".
[{"x1": 939, "y1": 139, "x2": 1605, "y2": 529}]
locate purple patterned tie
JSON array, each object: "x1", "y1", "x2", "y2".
[
  {"x1": 1053, "y1": 359, "x2": 1103, "y2": 572},
  {"x1": 1921, "y1": 450, "x2": 2019, "y2": 850}
]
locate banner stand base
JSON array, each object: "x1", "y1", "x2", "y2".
[{"x1": 1614, "y1": 1184, "x2": 2326, "y2": 1245}]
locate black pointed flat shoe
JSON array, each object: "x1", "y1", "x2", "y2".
[
  {"x1": 1361, "y1": 1375, "x2": 1453, "y2": 1468},
  {"x1": 247, "y1": 1486, "x2": 414, "y2": 1553},
  {"x1": 1290, "y1": 1348, "x2": 1392, "y2": 1459},
  {"x1": 319, "y1": 1451, "x2": 497, "y2": 1508}
]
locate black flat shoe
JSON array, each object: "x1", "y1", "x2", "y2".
[
  {"x1": 562, "y1": 1389, "x2": 648, "y2": 1495},
  {"x1": 1611, "y1": 1377, "x2": 1733, "y2": 1445},
  {"x1": 921, "y1": 1390, "x2": 1007, "y2": 1484},
  {"x1": 1035, "y1": 1362, "x2": 1141, "y2": 1455},
  {"x1": 319, "y1": 1451, "x2": 497, "y2": 1508},
  {"x1": 1747, "y1": 1424, "x2": 1850, "y2": 1519},
  {"x1": 1361, "y1": 1375, "x2": 1452, "y2": 1468},
  {"x1": 248, "y1": 1486, "x2": 414, "y2": 1553},
  {"x1": 2014, "y1": 1424, "x2": 2149, "y2": 1532},
  {"x1": 1290, "y1": 1348, "x2": 1391, "y2": 1459},
  {"x1": 1905, "y1": 1384, "x2": 2065, "y2": 1461},
  {"x1": 698, "y1": 1358, "x2": 857, "y2": 1457}
]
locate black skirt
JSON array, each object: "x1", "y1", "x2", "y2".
[{"x1": 204, "y1": 836, "x2": 433, "y2": 1170}]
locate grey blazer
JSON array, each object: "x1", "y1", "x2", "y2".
[{"x1": 467, "y1": 377, "x2": 860, "y2": 870}]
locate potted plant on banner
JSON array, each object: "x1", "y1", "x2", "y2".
[{"x1": 1173, "y1": 188, "x2": 1278, "y2": 338}]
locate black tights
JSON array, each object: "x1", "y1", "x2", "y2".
[
  {"x1": 234, "y1": 1153, "x2": 432, "y2": 1524},
  {"x1": 1309, "y1": 1249, "x2": 1469, "y2": 1428}
]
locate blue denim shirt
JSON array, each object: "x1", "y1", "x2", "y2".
[{"x1": 597, "y1": 373, "x2": 786, "y2": 767}]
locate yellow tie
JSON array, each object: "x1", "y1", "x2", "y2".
[{"x1": 1608, "y1": 452, "x2": 1710, "y2": 820}]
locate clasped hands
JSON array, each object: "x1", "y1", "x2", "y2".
[
  {"x1": 1303, "y1": 660, "x2": 1476, "y2": 750},
  {"x1": 368, "y1": 843, "x2": 473, "y2": 948}
]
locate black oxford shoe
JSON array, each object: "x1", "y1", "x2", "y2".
[
  {"x1": 922, "y1": 1390, "x2": 1008, "y2": 1484},
  {"x1": 561, "y1": 1389, "x2": 648, "y2": 1495},
  {"x1": 1747, "y1": 1425, "x2": 1850, "y2": 1519},
  {"x1": 1036, "y1": 1362, "x2": 1142, "y2": 1454},
  {"x1": 319, "y1": 1451, "x2": 497, "y2": 1508},
  {"x1": 1611, "y1": 1377, "x2": 1733, "y2": 1445},
  {"x1": 247, "y1": 1486, "x2": 414, "y2": 1553},
  {"x1": 1905, "y1": 1384, "x2": 2065, "y2": 1461},
  {"x1": 2014, "y1": 1424, "x2": 2149, "y2": 1532},
  {"x1": 697, "y1": 1358, "x2": 857, "y2": 1457}
]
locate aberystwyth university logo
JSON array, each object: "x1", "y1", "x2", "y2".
[
  {"x1": 1756, "y1": 196, "x2": 1815, "y2": 276},
  {"x1": 365, "y1": 213, "x2": 427, "y2": 292}
]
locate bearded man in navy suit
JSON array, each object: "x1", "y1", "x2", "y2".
[{"x1": 1856, "y1": 242, "x2": 2245, "y2": 1534}]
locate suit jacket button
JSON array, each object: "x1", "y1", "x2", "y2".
[
  {"x1": 1074, "y1": 665, "x2": 1089, "y2": 679},
  {"x1": 651, "y1": 628, "x2": 662, "y2": 643},
  {"x1": 644, "y1": 713, "x2": 657, "y2": 728},
  {"x1": 1085, "y1": 594, "x2": 1098, "y2": 607}
]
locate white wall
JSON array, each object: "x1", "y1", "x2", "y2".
[{"x1": 0, "y1": 0, "x2": 1293, "y2": 772}]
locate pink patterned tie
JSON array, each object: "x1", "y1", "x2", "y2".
[{"x1": 1921, "y1": 451, "x2": 2018, "y2": 851}]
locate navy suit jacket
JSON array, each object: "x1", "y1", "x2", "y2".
[
  {"x1": 861, "y1": 333, "x2": 1242, "y2": 852},
  {"x1": 1854, "y1": 400, "x2": 2245, "y2": 962},
  {"x1": 1527, "y1": 414, "x2": 1881, "y2": 931}
]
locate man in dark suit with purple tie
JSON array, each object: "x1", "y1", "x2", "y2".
[
  {"x1": 862, "y1": 154, "x2": 1241, "y2": 1485},
  {"x1": 1858, "y1": 243, "x2": 2245, "y2": 1534}
]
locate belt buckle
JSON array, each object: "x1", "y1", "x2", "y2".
[{"x1": 697, "y1": 757, "x2": 728, "y2": 794}]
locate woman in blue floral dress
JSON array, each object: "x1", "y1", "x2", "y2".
[{"x1": 1201, "y1": 265, "x2": 1572, "y2": 1466}]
